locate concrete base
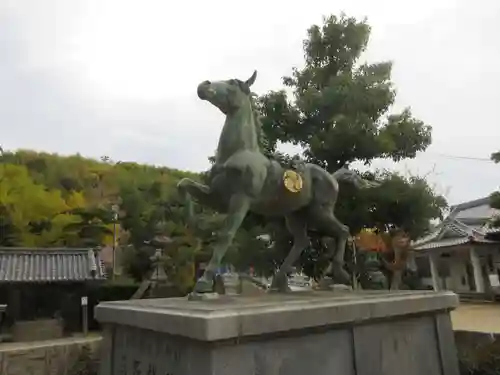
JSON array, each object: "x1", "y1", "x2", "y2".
[{"x1": 95, "y1": 290, "x2": 460, "y2": 375}]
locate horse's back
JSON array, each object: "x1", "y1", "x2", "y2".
[{"x1": 304, "y1": 163, "x2": 339, "y2": 203}]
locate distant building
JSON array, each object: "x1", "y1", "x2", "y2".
[
  {"x1": 412, "y1": 197, "x2": 500, "y2": 294},
  {"x1": 0, "y1": 247, "x2": 106, "y2": 341}
]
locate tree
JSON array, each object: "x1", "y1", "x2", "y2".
[
  {"x1": 491, "y1": 151, "x2": 500, "y2": 164},
  {"x1": 489, "y1": 151, "x2": 500, "y2": 227},
  {"x1": 336, "y1": 170, "x2": 447, "y2": 238},
  {"x1": 0, "y1": 163, "x2": 72, "y2": 246},
  {"x1": 258, "y1": 14, "x2": 431, "y2": 171},
  {"x1": 63, "y1": 207, "x2": 114, "y2": 247},
  {"x1": 234, "y1": 14, "x2": 446, "y2": 278}
]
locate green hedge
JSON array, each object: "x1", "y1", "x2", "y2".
[
  {"x1": 456, "y1": 331, "x2": 500, "y2": 375},
  {"x1": 91, "y1": 282, "x2": 139, "y2": 302}
]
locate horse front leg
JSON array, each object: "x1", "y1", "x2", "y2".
[
  {"x1": 192, "y1": 193, "x2": 251, "y2": 295},
  {"x1": 177, "y1": 178, "x2": 214, "y2": 226}
]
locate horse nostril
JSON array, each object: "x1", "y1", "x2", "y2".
[{"x1": 197, "y1": 81, "x2": 212, "y2": 99}]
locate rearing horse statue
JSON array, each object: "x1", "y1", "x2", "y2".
[{"x1": 177, "y1": 71, "x2": 378, "y2": 295}]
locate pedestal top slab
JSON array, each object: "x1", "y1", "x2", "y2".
[{"x1": 95, "y1": 290, "x2": 458, "y2": 342}]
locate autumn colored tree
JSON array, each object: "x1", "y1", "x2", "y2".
[
  {"x1": 0, "y1": 149, "x2": 199, "y2": 257},
  {"x1": 0, "y1": 163, "x2": 77, "y2": 246}
]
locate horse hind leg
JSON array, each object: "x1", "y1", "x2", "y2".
[
  {"x1": 270, "y1": 214, "x2": 310, "y2": 293},
  {"x1": 309, "y1": 207, "x2": 351, "y2": 288}
]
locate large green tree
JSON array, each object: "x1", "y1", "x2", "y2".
[{"x1": 258, "y1": 14, "x2": 432, "y2": 170}]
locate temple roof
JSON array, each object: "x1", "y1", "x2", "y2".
[
  {"x1": 0, "y1": 247, "x2": 107, "y2": 283},
  {"x1": 412, "y1": 196, "x2": 500, "y2": 251}
]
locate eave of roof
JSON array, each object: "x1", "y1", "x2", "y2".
[
  {"x1": 449, "y1": 196, "x2": 491, "y2": 211},
  {"x1": 411, "y1": 219, "x2": 499, "y2": 250},
  {"x1": 0, "y1": 247, "x2": 107, "y2": 283},
  {"x1": 413, "y1": 236, "x2": 498, "y2": 251}
]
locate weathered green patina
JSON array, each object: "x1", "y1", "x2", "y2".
[{"x1": 178, "y1": 71, "x2": 378, "y2": 295}]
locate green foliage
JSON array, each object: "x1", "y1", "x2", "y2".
[
  {"x1": 490, "y1": 191, "x2": 500, "y2": 211},
  {"x1": 0, "y1": 148, "x2": 203, "y2": 291},
  {"x1": 68, "y1": 345, "x2": 98, "y2": 375},
  {"x1": 457, "y1": 332, "x2": 500, "y2": 375},
  {"x1": 63, "y1": 207, "x2": 114, "y2": 247},
  {"x1": 489, "y1": 151, "x2": 500, "y2": 228},
  {"x1": 226, "y1": 223, "x2": 279, "y2": 277},
  {"x1": 491, "y1": 151, "x2": 500, "y2": 164},
  {"x1": 0, "y1": 163, "x2": 75, "y2": 246},
  {"x1": 335, "y1": 170, "x2": 447, "y2": 239},
  {"x1": 91, "y1": 280, "x2": 140, "y2": 302},
  {"x1": 258, "y1": 14, "x2": 432, "y2": 171}
]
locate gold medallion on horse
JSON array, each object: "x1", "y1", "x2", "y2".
[{"x1": 283, "y1": 170, "x2": 303, "y2": 193}]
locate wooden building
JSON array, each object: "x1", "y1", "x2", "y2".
[
  {"x1": 0, "y1": 247, "x2": 106, "y2": 341},
  {"x1": 412, "y1": 197, "x2": 500, "y2": 295}
]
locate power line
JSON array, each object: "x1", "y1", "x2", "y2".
[{"x1": 424, "y1": 153, "x2": 494, "y2": 162}]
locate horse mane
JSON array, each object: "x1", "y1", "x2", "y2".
[{"x1": 248, "y1": 93, "x2": 267, "y2": 151}]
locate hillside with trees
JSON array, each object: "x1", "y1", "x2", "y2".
[
  {"x1": 0, "y1": 148, "x2": 209, "y2": 291},
  {"x1": 0, "y1": 14, "x2": 448, "y2": 288}
]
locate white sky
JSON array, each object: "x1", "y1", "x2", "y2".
[{"x1": 1, "y1": 0, "x2": 499, "y2": 205}]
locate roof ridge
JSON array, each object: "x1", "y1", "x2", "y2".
[
  {"x1": 412, "y1": 217, "x2": 480, "y2": 246},
  {"x1": 450, "y1": 196, "x2": 491, "y2": 212}
]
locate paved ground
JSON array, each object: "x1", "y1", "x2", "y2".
[{"x1": 451, "y1": 302, "x2": 500, "y2": 333}]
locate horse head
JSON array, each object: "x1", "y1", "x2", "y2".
[{"x1": 197, "y1": 71, "x2": 257, "y2": 115}]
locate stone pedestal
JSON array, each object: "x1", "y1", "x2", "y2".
[{"x1": 95, "y1": 290, "x2": 459, "y2": 375}]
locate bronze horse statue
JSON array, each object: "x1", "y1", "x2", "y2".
[{"x1": 177, "y1": 71, "x2": 378, "y2": 295}]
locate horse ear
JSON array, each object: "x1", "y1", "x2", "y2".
[{"x1": 245, "y1": 70, "x2": 257, "y2": 87}]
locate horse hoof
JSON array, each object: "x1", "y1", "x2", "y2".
[
  {"x1": 268, "y1": 285, "x2": 292, "y2": 293},
  {"x1": 214, "y1": 275, "x2": 226, "y2": 295},
  {"x1": 188, "y1": 292, "x2": 220, "y2": 301},
  {"x1": 193, "y1": 278, "x2": 214, "y2": 294},
  {"x1": 331, "y1": 265, "x2": 351, "y2": 285},
  {"x1": 269, "y1": 273, "x2": 290, "y2": 293},
  {"x1": 315, "y1": 277, "x2": 334, "y2": 291}
]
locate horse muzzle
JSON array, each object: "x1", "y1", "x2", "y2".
[{"x1": 197, "y1": 81, "x2": 215, "y2": 100}]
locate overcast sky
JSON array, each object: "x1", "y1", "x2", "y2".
[{"x1": 1, "y1": 0, "x2": 499, "y2": 205}]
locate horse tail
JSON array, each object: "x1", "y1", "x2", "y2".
[{"x1": 332, "y1": 168, "x2": 380, "y2": 189}]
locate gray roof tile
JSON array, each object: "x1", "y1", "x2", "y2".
[{"x1": 0, "y1": 248, "x2": 107, "y2": 283}]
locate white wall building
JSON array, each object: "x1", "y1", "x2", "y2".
[{"x1": 412, "y1": 197, "x2": 500, "y2": 294}]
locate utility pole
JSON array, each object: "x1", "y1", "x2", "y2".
[{"x1": 111, "y1": 204, "x2": 119, "y2": 280}]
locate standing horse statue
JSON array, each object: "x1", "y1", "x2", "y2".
[{"x1": 177, "y1": 71, "x2": 379, "y2": 295}]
